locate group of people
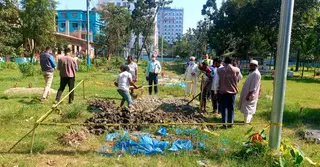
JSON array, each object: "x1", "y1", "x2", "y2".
[
  {"x1": 40, "y1": 47, "x2": 78, "y2": 104},
  {"x1": 114, "y1": 54, "x2": 162, "y2": 109},
  {"x1": 184, "y1": 54, "x2": 261, "y2": 126},
  {"x1": 40, "y1": 49, "x2": 261, "y2": 125}
]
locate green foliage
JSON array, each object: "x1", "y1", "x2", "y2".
[
  {"x1": 97, "y1": 3, "x2": 131, "y2": 60},
  {"x1": 77, "y1": 63, "x2": 97, "y2": 73},
  {"x1": 0, "y1": 0, "x2": 23, "y2": 56},
  {"x1": 20, "y1": 0, "x2": 57, "y2": 58},
  {"x1": 18, "y1": 63, "x2": 38, "y2": 77},
  {"x1": 0, "y1": 62, "x2": 18, "y2": 70}
]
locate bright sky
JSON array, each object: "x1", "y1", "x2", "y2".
[{"x1": 56, "y1": 0, "x2": 222, "y2": 33}]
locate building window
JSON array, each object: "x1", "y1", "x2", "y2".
[
  {"x1": 116, "y1": 2, "x2": 121, "y2": 6},
  {"x1": 72, "y1": 13, "x2": 77, "y2": 18},
  {"x1": 72, "y1": 23, "x2": 78, "y2": 29},
  {"x1": 61, "y1": 12, "x2": 67, "y2": 18},
  {"x1": 61, "y1": 23, "x2": 66, "y2": 28}
]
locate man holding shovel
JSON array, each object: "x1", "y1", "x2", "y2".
[{"x1": 115, "y1": 65, "x2": 142, "y2": 109}]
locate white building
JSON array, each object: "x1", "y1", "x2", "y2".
[
  {"x1": 98, "y1": 0, "x2": 158, "y2": 56},
  {"x1": 157, "y1": 7, "x2": 184, "y2": 44}
]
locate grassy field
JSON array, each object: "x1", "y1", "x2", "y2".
[{"x1": 0, "y1": 61, "x2": 319, "y2": 167}]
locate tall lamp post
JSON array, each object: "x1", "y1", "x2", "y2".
[
  {"x1": 161, "y1": 0, "x2": 165, "y2": 62},
  {"x1": 269, "y1": 0, "x2": 294, "y2": 150},
  {"x1": 87, "y1": 0, "x2": 91, "y2": 67}
]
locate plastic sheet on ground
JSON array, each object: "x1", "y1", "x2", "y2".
[
  {"x1": 157, "y1": 126, "x2": 168, "y2": 136},
  {"x1": 165, "y1": 82, "x2": 186, "y2": 88},
  {"x1": 169, "y1": 140, "x2": 193, "y2": 151},
  {"x1": 100, "y1": 127, "x2": 206, "y2": 155}
]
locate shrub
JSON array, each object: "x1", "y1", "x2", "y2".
[
  {"x1": 93, "y1": 58, "x2": 104, "y2": 67},
  {"x1": 18, "y1": 63, "x2": 37, "y2": 77},
  {"x1": 77, "y1": 62, "x2": 97, "y2": 72},
  {"x1": 0, "y1": 62, "x2": 18, "y2": 70},
  {"x1": 4, "y1": 62, "x2": 18, "y2": 70}
]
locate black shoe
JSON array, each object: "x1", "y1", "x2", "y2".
[{"x1": 220, "y1": 125, "x2": 228, "y2": 129}]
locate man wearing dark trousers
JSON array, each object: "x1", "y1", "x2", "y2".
[
  {"x1": 214, "y1": 57, "x2": 241, "y2": 128},
  {"x1": 55, "y1": 48, "x2": 78, "y2": 104},
  {"x1": 146, "y1": 54, "x2": 162, "y2": 95}
]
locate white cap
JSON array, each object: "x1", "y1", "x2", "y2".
[
  {"x1": 250, "y1": 60, "x2": 259, "y2": 66},
  {"x1": 190, "y1": 56, "x2": 196, "y2": 60}
]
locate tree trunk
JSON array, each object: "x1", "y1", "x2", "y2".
[
  {"x1": 106, "y1": 50, "x2": 111, "y2": 60},
  {"x1": 273, "y1": 50, "x2": 277, "y2": 70},
  {"x1": 295, "y1": 50, "x2": 300, "y2": 72},
  {"x1": 301, "y1": 60, "x2": 305, "y2": 78}
]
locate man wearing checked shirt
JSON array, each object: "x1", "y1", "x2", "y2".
[{"x1": 146, "y1": 54, "x2": 162, "y2": 95}]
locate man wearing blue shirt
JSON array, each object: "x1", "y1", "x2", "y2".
[
  {"x1": 40, "y1": 46, "x2": 56, "y2": 102},
  {"x1": 146, "y1": 54, "x2": 162, "y2": 95}
]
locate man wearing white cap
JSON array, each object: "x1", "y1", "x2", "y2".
[
  {"x1": 184, "y1": 56, "x2": 199, "y2": 97},
  {"x1": 238, "y1": 60, "x2": 261, "y2": 123}
]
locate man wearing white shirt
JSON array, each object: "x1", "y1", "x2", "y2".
[
  {"x1": 115, "y1": 65, "x2": 141, "y2": 109},
  {"x1": 211, "y1": 58, "x2": 223, "y2": 114},
  {"x1": 146, "y1": 54, "x2": 162, "y2": 95},
  {"x1": 184, "y1": 56, "x2": 199, "y2": 97}
]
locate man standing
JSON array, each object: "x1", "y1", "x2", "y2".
[
  {"x1": 202, "y1": 54, "x2": 213, "y2": 66},
  {"x1": 146, "y1": 54, "x2": 162, "y2": 95},
  {"x1": 184, "y1": 57, "x2": 199, "y2": 97},
  {"x1": 211, "y1": 58, "x2": 223, "y2": 114},
  {"x1": 126, "y1": 56, "x2": 138, "y2": 82},
  {"x1": 40, "y1": 47, "x2": 56, "y2": 102},
  {"x1": 214, "y1": 57, "x2": 241, "y2": 128},
  {"x1": 239, "y1": 60, "x2": 261, "y2": 123},
  {"x1": 55, "y1": 48, "x2": 78, "y2": 104},
  {"x1": 199, "y1": 62, "x2": 212, "y2": 112}
]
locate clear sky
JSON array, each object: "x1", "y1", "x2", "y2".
[{"x1": 56, "y1": 0, "x2": 222, "y2": 33}]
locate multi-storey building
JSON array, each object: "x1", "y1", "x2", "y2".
[
  {"x1": 56, "y1": 9, "x2": 101, "y2": 42},
  {"x1": 157, "y1": 7, "x2": 184, "y2": 44},
  {"x1": 98, "y1": 0, "x2": 134, "y2": 9}
]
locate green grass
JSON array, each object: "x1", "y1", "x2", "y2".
[{"x1": 0, "y1": 61, "x2": 319, "y2": 167}]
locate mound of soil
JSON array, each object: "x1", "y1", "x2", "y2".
[{"x1": 85, "y1": 96, "x2": 206, "y2": 135}]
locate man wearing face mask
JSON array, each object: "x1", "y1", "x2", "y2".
[
  {"x1": 238, "y1": 60, "x2": 261, "y2": 123},
  {"x1": 184, "y1": 57, "x2": 199, "y2": 98},
  {"x1": 146, "y1": 54, "x2": 162, "y2": 95}
]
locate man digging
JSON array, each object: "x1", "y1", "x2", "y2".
[{"x1": 115, "y1": 65, "x2": 142, "y2": 109}]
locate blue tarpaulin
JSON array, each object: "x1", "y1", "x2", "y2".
[
  {"x1": 157, "y1": 126, "x2": 168, "y2": 136},
  {"x1": 101, "y1": 127, "x2": 205, "y2": 155},
  {"x1": 169, "y1": 140, "x2": 193, "y2": 151},
  {"x1": 15, "y1": 57, "x2": 37, "y2": 64}
]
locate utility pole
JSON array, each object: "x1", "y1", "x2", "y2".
[
  {"x1": 161, "y1": 1, "x2": 164, "y2": 63},
  {"x1": 87, "y1": 0, "x2": 91, "y2": 67},
  {"x1": 269, "y1": 0, "x2": 294, "y2": 150}
]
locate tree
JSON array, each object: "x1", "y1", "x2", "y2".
[
  {"x1": 128, "y1": 0, "x2": 172, "y2": 62},
  {"x1": 97, "y1": 3, "x2": 131, "y2": 60},
  {"x1": 291, "y1": 0, "x2": 320, "y2": 72},
  {"x1": 172, "y1": 37, "x2": 192, "y2": 59},
  {"x1": 20, "y1": 0, "x2": 57, "y2": 60},
  {"x1": 0, "y1": 0, "x2": 22, "y2": 57}
]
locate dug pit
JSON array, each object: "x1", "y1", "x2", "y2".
[{"x1": 85, "y1": 96, "x2": 206, "y2": 135}]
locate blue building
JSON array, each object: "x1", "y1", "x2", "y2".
[{"x1": 56, "y1": 9, "x2": 101, "y2": 42}]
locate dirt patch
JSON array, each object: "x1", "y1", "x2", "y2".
[
  {"x1": 4, "y1": 87, "x2": 57, "y2": 95},
  {"x1": 85, "y1": 96, "x2": 206, "y2": 135},
  {"x1": 58, "y1": 129, "x2": 87, "y2": 147}
]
